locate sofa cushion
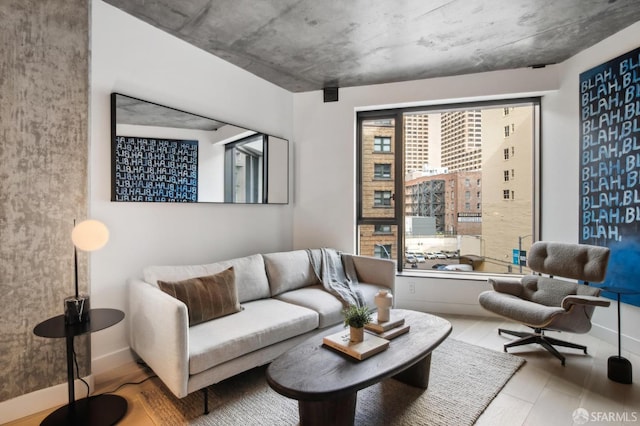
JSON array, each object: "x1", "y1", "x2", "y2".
[
  {"x1": 188, "y1": 299, "x2": 318, "y2": 375},
  {"x1": 274, "y1": 285, "x2": 344, "y2": 328},
  {"x1": 158, "y1": 267, "x2": 241, "y2": 326},
  {"x1": 143, "y1": 254, "x2": 270, "y2": 303},
  {"x1": 275, "y1": 282, "x2": 390, "y2": 328},
  {"x1": 263, "y1": 250, "x2": 320, "y2": 296}
]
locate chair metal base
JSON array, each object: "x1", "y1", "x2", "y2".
[{"x1": 498, "y1": 328, "x2": 588, "y2": 366}]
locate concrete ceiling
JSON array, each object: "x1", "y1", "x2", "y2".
[
  {"x1": 104, "y1": 0, "x2": 640, "y2": 93},
  {"x1": 115, "y1": 93, "x2": 226, "y2": 130}
]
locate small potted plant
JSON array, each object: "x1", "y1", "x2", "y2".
[{"x1": 342, "y1": 304, "x2": 373, "y2": 343}]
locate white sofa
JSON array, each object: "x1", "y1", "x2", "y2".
[{"x1": 128, "y1": 249, "x2": 395, "y2": 403}]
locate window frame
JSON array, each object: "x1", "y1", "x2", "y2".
[
  {"x1": 373, "y1": 190, "x2": 393, "y2": 207},
  {"x1": 357, "y1": 98, "x2": 541, "y2": 273},
  {"x1": 374, "y1": 244, "x2": 392, "y2": 259},
  {"x1": 373, "y1": 136, "x2": 392, "y2": 152},
  {"x1": 373, "y1": 163, "x2": 392, "y2": 180},
  {"x1": 224, "y1": 133, "x2": 266, "y2": 203}
]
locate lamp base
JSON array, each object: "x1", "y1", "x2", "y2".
[
  {"x1": 41, "y1": 394, "x2": 127, "y2": 426},
  {"x1": 608, "y1": 355, "x2": 632, "y2": 384},
  {"x1": 64, "y1": 295, "x2": 90, "y2": 325}
]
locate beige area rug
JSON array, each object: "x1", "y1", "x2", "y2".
[{"x1": 139, "y1": 338, "x2": 525, "y2": 426}]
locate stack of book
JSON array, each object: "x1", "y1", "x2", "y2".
[
  {"x1": 322, "y1": 330, "x2": 390, "y2": 360},
  {"x1": 364, "y1": 312, "x2": 410, "y2": 339}
]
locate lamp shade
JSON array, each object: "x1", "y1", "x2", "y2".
[{"x1": 71, "y1": 219, "x2": 109, "y2": 251}]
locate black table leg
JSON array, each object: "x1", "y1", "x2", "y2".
[
  {"x1": 40, "y1": 331, "x2": 128, "y2": 425},
  {"x1": 298, "y1": 393, "x2": 357, "y2": 426},
  {"x1": 393, "y1": 353, "x2": 432, "y2": 388}
]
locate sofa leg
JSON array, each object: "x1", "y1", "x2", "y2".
[{"x1": 202, "y1": 387, "x2": 209, "y2": 415}]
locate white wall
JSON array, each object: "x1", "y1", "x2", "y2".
[
  {"x1": 89, "y1": 0, "x2": 294, "y2": 371},
  {"x1": 291, "y1": 67, "x2": 560, "y2": 252},
  {"x1": 291, "y1": 22, "x2": 640, "y2": 355},
  {"x1": 539, "y1": 21, "x2": 640, "y2": 354}
]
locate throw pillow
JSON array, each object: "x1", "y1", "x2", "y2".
[{"x1": 158, "y1": 266, "x2": 240, "y2": 326}]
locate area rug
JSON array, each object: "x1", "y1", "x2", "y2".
[{"x1": 139, "y1": 338, "x2": 524, "y2": 426}]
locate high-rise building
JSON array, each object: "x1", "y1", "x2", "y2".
[
  {"x1": 404, "y1": 114, "x2": 430, "y2": 174},
  {"x1": 478, "y1": 105, "x2": 534, "y2": 273},
  {"x1": 441, "y1": 110, "x2": 482, "y2": 171}
]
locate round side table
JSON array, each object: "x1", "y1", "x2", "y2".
[
  {"x1": 34, "y1": 308, "x2": 128, "y2": 425},
  {"x1": 595, "y1": 286, "x2": 638, "y2": 384}
]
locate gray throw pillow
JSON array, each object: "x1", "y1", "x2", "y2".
[{"x1": 158, "y1": 266, "x2": 240, "y2": 326}]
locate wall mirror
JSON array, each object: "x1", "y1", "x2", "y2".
[{"x1": 111, "y1": 93, "x2": 289, "y2": 204}]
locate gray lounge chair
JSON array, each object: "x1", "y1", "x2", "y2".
[{"x1": 479, "y1": 241, "x2": 611, "y2": 365}]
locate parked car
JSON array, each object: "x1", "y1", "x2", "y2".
[
  {"x1": 443, "y1": 264, "x2": 473, "y2": 271},
  {"x1": 424, "y1": 252, "x2": 437, "y2": 260},
  {"x1": 446, "y1": 250, "x2": 460, "y2": 259},
  {"x1": 433, "y1": 252, "x2": 447, "y2": 259},
  {"x1": 405, "y1": 254, "x2": 418, "y2": 268},
  {"x1": 406, "y1": 252, "x2": 425, "y2": 263}
]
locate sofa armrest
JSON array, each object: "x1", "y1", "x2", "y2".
[
  {"x1": 351, "y1": 255, "x2": 396, "y2": 294},
  {"x1": 129, "y1": 278, "x2": 190, "y2": 398}
]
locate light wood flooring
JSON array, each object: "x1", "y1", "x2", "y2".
[{"x1": 8, "y1": 314, "x2": 640, "y2": 426}]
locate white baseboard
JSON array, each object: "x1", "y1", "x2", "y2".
[
  {"x1": 0, "y1": 347, "x2": 134, "y2": 424},
  {"x1": 590, "y1": 322, "x2": 640, "y2": 357},
  {"x1": 0, "y1": 376, "x2": 94, "y2": 424},
  {"x1": 91, "y1": 346, "x2": 136, "y2": 376},
  {"x1": 396, "y1": 299, "x2": 491, "y2": 317}
]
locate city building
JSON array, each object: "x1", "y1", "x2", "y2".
[
  {"x1": 405, "y1": 170, "x2": 482, "y2": 236},
  {"x1": 404, "y1": 113, "x2": 430, "y2": 174},
  {"x1": 478, "y1": 106, "x2": 535, "y2": 273},
  {"x1": 440, "y1": 110, "x2": 483, "y2": 171}
]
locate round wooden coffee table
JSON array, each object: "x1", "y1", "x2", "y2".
[{"x1": 266, "y1": 309, "x2": 451, "y2": 426}]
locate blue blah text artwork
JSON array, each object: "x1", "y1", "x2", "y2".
[
  {"x1": 579, "y1": 46, "x2": 640, "y2": 306},
  {"x1": 113, "y1": 136, "x2": 198, "y2": 202}
]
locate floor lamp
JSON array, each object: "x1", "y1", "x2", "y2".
[
  {"x1": 64, "y1": 219, "x2": 109, "y2": 324},
  {"x1": 33, "y1": 219, "x2": 127, "y2": 426}
]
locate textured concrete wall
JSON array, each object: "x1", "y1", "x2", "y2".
[{"x1": 0, "y1": 0, "x2": 90, "y2": 401}]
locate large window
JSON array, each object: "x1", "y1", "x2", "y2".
[
  {"x1": 224, "y1": 134, "x2": 264, "y2": 203},
  {"x1": 357, "y1": 100, "x2": 539, "y2": 274}
]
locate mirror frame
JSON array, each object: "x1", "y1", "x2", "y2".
[{"x1": 110, "y1": 93, "x2": 289, "y2": 204}]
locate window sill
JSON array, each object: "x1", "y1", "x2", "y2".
[{"x1": 396, "y1": 269, "x2": 524, "y2": 282}]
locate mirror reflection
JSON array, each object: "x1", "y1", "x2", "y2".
[{"x1": 111, "y1": 93, "x2": 288, "y2": 204}]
